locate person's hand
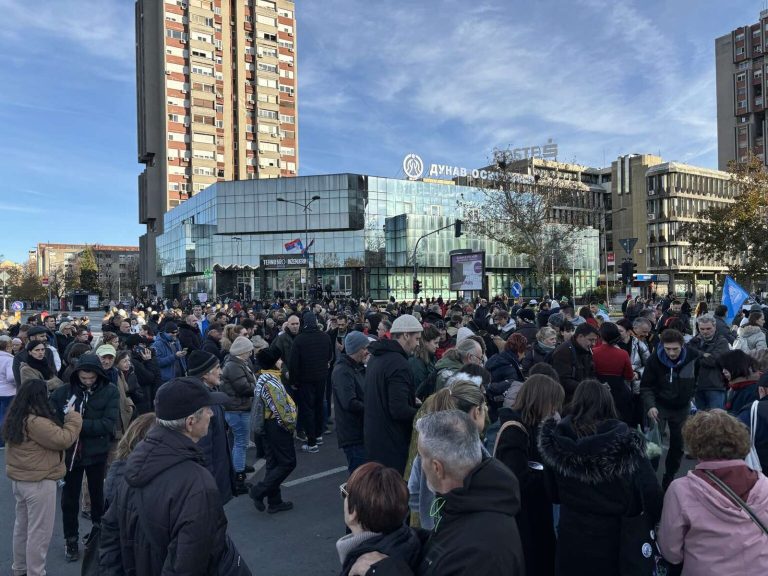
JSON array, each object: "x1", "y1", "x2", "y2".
[
  {"x1": 175, "y1": 350, "x2": 187, "y2": 357},
  {"x1": 141, "y1": 348, "x2": 153, "y2": 361},
  {"x1": 648, "y1": 407, "x2": 659, "y2": 422},
  {"x1": 349, "y1": 552, "x2": 388, "y2": 576}
]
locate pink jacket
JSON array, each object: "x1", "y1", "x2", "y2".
[{"x1": 658, "y1": 460, "x2": 768, "y2": 575}]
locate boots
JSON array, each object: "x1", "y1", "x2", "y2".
[
  {"x1": 234, "y1": 472, "x2": 249, "y2": 496},
  {"x1": 65, "y1": 536, "x2": 79, "y2": 562}
]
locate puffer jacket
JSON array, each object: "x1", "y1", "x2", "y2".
[
  {"x1": 640, "y1": 345, "x2": 699, "y2": 412},
  {"x1": 5, "y1": 411, "x2": 82, "y2": 482},
  {"x1": 220, "y1": 355, "x2": 256, "y2": 412},
  {"x1": 733, "y1": 325, "x2": 767, "y2": 352},
  {"x1": 99, "y1": 425, "x2": 235, "y2": 576}
]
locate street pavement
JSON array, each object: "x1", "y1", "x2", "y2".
[{"x1": 0, "y1": 439, "x2": 350, "y2": 576}]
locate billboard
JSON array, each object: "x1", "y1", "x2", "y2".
[{"x1": 450, "y1": 251, "x2": 485, "y2": 291}]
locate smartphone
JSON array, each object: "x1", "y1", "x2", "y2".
[{"x1": 64, "y1": 395, "x2": 77, "y2": 414}]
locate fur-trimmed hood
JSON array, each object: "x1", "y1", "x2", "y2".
[
  {"x1": 737, "y1": 324, "x2": 764, "y2": 340},
  {"x1": 538, "y1": 416, "x2": 645, "y2": 485}
]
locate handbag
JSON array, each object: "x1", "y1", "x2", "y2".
[
  {"x1": 746, "y1": 401, "x2": 763, "y2": 472},
  {"x1": 704, "y1": 470, "x2": 768, "y2": 537}
]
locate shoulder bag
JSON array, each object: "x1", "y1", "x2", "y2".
[
  {"x1": 704, "y1": 470, "x2": 768, "y2": 537},
  {"x1": 746, "y1": 401, "x2": 763, "y2": 472}
]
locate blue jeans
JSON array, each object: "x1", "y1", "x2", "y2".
[
  {"x1": 695, "y1": 390, "x2": 726, "y2": 411},
  {"x1": 225, "y1": 412, "x2": 250, "y2": 473},
  {"x1": 343, "y1": 444, "x2": 367, "y2": 474},
  {"x1": 0, "y1": 396, "x2": 14, "y2": 447}
]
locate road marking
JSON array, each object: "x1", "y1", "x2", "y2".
[{"x1": 282, "y1": 466, "x2": 347, "y2": 488}]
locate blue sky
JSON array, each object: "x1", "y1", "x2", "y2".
[{"x1": 0, "y1": 0, "x2": 758, "y2": 262}]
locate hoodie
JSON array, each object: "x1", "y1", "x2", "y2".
[
  {"x1": 99, "y1": 425, "x2": 231, "y2": 576},
  {"x1": 288, "y1": 312, "x2": 334, "y2": 384},
  {"x1": 659, "y1": 460, "x2": 768, "y2": 575},
  {"x1": 640, "y1": 344, "x2": 699, "y2": 412}
]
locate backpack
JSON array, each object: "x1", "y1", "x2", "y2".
[{"x1": 256, "y1": 372, "x2": 297, "y2": 434}]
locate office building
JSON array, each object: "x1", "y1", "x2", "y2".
[
  {"x1": 135, "y1": 0, "x2": 298, "y2": 289},
  {"x1": 155, "y1": 174, "x2": 601, "y2": 301},
  {"x1": 716, "y1": 10, "x2": 768, "y2": 169}
]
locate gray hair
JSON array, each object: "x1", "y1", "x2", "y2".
[
  {"x1": 415, "y1": 410, "x2": 482, "y2": 481},
  {"x1": 536, "y1": 327, "x2": 557, "y2": 343},
  {"x1": 696, "y1": 313, "x2": 716, "y2": 326},
  {"x1": 156, "y1": 407, "x2": 207, "y2": 432},
  {"x1": 633, "y1": 317, "x2": 653, "y2": 331},
  {"x1": 456, "y1": 338, "x2": 481, "y2": 361}
]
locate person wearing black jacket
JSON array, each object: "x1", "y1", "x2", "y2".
[
  {"x1": 288, "y1": 312, "x2": 334, "y2": 453},
  {"x1": 50, "y1": 355, "x2": 120, "y2": 562},
  {"x1": 353, "y1": 411, "x2": 525, "y2": 576},
  {"x1": 332, "y1": 332, "x2": 369, "y2": 473},
  {"x1": 640, "y1": 329, "x2": 698, "y2": 490},
  {"x1": 364, "y1": 316, "x2": 422, "y2": 475},
  {"x1": 99, "y1": 378, "x2": 249, "y2": 576},
  {"x1": 514, "y1": 308, "x2": 538, "y2": 343},
  {"x1": 177, "y1": 315, "x2": 203, "y2": 352},
  {"x1": 126, "y1": 335, "x2": 162, "y2": 407},
  {"x1": 202, "y1": 322, "x2": 225, "y2": 363},
  {"x1": 549, "y1": 323, "x2": 599, "y2": 403}
]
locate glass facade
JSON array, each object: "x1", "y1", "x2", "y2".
[{"x1": 156, "y1": 174, "x2": 601, "y2": 300}]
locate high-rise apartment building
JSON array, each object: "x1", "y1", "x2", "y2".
[
  {"x1": 135, "y1": 0, "x2": 298, "y2": 289},
  {"x1": 716, "y1": 10, "x2": 768, "y2": 170}
]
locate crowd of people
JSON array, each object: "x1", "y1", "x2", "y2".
[{"x1": 1, "y1": 291, "x2": 768, "y2": 575}]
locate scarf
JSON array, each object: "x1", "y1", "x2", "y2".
[{"x1": 25, "y1": 353, "x2": 53, "y2": 379}]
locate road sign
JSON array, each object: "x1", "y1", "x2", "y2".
[
  {"x1": 0, "y1": 271, "x2": 8, "y2": 283},
  {"x1": 511, "y1": 281, "x2": 522, "y2": 298},
  {"x1": 41, "y1": 276, "x2": 49, "y2": 287},
  {"x1": 619, "y1": 238, "x2": 638, "y2": 255},
  {"x1": 607, "y1": 252, "x2": 615, "y2": 267},
  {"x1": 11, "y1": 301, "x2": 23, "y2": 312}
]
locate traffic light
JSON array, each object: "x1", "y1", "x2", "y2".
[
  {"x1": 620, "y1": 261, "x2": 631, "y2": 284},
  {"x1": 631, "y1": 261, "x2": 637, "y2": 276},
  {"x1": 413, "y1": 279, "x2": 422, "y2": 295},
  {"x1": 454, "y1": 219, "x2": 463, "y2": 238}
]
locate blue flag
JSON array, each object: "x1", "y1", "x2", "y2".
[{"x1": 722, "y1": 276, "x2": 749, "y2": 324}]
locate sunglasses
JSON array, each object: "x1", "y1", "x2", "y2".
[{"x1": 339, "y1": 482, "x2": 348, "y2": 499}]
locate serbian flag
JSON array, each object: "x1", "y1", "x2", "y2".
[
  {"x1": 302, "y1": 238, "x2": 315, "y2": 256},
  {"x1": 284, "y1": 238, "x2": 303, "y2": 253}
]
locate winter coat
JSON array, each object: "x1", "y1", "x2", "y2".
[
  {"x1": 408, "y1": 354, "x2": 435, "y2": 396},
  {"x1": 621, "y1": 336, "x2": 650, "y2": 393},
  {"x1": 514, "y1": 321, "x2": 538, "y2": 345},
  {"x1": 734, "y1": 324, "x2": 767, "y2": 352},
  {"x1": 485, "y1": 349, "x2": 524, "y2": 384},
  {"x1": 5, "y1": 411, "x2": 82, "y2": 482},
  {"x1": 550, "y1": 340, "x2": 595, "y2": 402},
  {"x1": 433, "y1": 353, "x2": 463, "y2": 391},
  {"x1": 202, "y1": 335, "x2": 224, "y2": 363},
  {"x1": 521, "y1": 341, "x2": 552, "y2": 376},
  {"x1": 114, "y1": 372, "x2": 136, "y2": 440},
  {"x1": 727, "y1": 378, "x2": 760, "y2": 416},
  {"x1": 151, "y1": 332, "x2": 186, "y2": 383},
  {"x1": 372, "y1": 458, "x2": 526, "y2": 576},
  {"x1": 494, "y1": 408, "x2": 555, "y2": 576},
  {"x1": 688, "y1": 333, "x2": 730, "y2": 391},
  {"x1": 128, "y1": 352, "x2": 159, "y2": 414},
  {"x1": 103, "y1": 458, "x2": 126, "y2": 511},
  {"x1": 332, "y1": 354, "x2": 365, "y2": 448},
  {"x1": 739, "y1": 394, "x2": 768, "y2": 472},
  {"x1": 659, "y1": 460, "x2": 768, "y2": 575},
  {"x1": 50, "y1": 359, "x2": 120, "y2": 467},
  {"x1": 12, "y1": 347, "x2": 56, "y2": 388},
  {"x1": 99, "y1": 425, "x2": 233, "y2": 576},
  {"x1": 19, "y1": 362, "x2": 63, "y2": 392},
  {"x1": 288, "y1": 325, "x2": 333, "y2": 385},
  {"x1": 714, "y1": 315, "x2": 736, "y2": 344},
  {"x1": 177, "y1": 322, "x2": 203, "y2": 352},
  {"x1": 364, "y1": 339, "x2": 417, "y2": 474},
  {"x1": 337, "y1": 524, "x2": 421, "y2": 576},
  {"x1": 0, "y1": 350, "x2": 15, "y2": 397},
  {"x1": 197, "y1": 383, "x2": 236, "y2": 504},
  {"x1": 261, "y1": 330, "x2": 295, "y2": 385},
  {"x1": 538, "y1": 416, "x2": 663, "y2": 576},
  {"x1": 220, "y1": 355, "x2": 256, "y2": 412},
  {"x1": 640, "y1": 345, "x2": 699, "y2": 412}
]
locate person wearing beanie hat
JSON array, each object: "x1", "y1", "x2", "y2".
[
  {"x1": 187, "y1": 350, "x2": 236, "y2": 504},
  {"x1": 332, "y1": 331, "x2": 370, "y2": 473},
  {"x1": 100, "y1": 378, "x2": 249, "y2": 576},
  {"x1": 514, "y1": 308, "x2": 538, "y2": 344},
  {"x1": 220, "y1": 336, "x2": 257, "y2": 495},
  {"x1": 288, "y1": 311, "x2": 334, "y2": 454},
  {"x1": 50, "y1": 353, "x2": 119, "y2": 561},
  {"x1": 150, "y1": 321, "x2": 187, "y2": 384},
  {"x1": 364, "y1": 315, "x2": 422, "y2": 474}
]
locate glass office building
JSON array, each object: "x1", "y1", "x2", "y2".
[{"x1": 155, "y1": 173, "x2": 600, "y2": 300}]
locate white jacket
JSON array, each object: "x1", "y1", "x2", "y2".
[{"x1": 0, "y1": 350, "x2": 17, "y2": 396}]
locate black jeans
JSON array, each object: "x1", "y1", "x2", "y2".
[
  {"x1": 61, "y1": 461, "x2": 107, "y2": 538},
  {"x1": 658, "y1": 406, "x2": 689, "y2": 480},
  {"x1": 298, "y1": 380, "x2": 325, "y2": 446},
  {"x1": 254, "y1": 419, "x2": 296, "y2": 505}
]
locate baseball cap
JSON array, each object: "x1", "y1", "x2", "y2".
[
  {"x1": 155, "y1": 377, "x2": 230, "y2": 420},
  {"x1": 96, "y1": 344, "x2": 117, "y2": 358}
]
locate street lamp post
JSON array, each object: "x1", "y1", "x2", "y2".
[
  {"x1": 231, "y1": 236, "x2": 242, "y2": 299},
  {"x1": 277, "y1": 193, "x2": 321, "y2": 299}
]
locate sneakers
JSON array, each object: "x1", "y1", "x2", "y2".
[
  {"x1": 301, "y1": 444, "x2": 319, "y2": 454},
  {"x1": 244, "y1": 464, "x2": 256, "y2": 474},
  {"x1": 315, "y1": 436, "x2": 324, "y2": 445},
  {"x1": 65, "y1": 537, "x2": 79, "y2": 562},
  {"x1": 234, "y1": 472, "x2": 249, "y2": 496},
  {"x1": 295, "y1": 431, "x2": 308, "y2": 442},
  {"x1": 248, "y1": 485, "x2": 266, "y2": 512},
  {"x1": 267, "y1": 501, "x2": 294, "y2": 514}
]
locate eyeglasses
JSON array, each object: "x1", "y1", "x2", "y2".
[{"x1": 339, "y1": 482, "x2": 348, "y2": 499}]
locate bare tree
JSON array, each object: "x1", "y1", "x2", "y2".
[{"x1": 460, "y1": 149, "x2": 600, "y2": 291}]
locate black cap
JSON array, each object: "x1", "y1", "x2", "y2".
[
  {"x1": 163, "y1": 322, "x2": 179, "y2": 334},
  {"x1": 187, "y1": 350, "x2": 219, "y2": 377},
  {"x1": 28, "y1": 326, "x2": 48, "y2": 337},
  {"x1": 155, "y1": 377, "x2": 230, "y2": 420}
]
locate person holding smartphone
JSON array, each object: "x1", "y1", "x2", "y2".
[{"x1": 151, "y1": 323, "x2": 187, "y2": 383}]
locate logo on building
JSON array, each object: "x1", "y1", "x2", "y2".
[{"x1": 403, "y1": 153, "x2": 425, "y2": 180}]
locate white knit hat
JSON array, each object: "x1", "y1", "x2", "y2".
[
  {"x1": 390, "y1": 314, "x2": 423, "y2": 334},
  {"x1": 229, "y1": 336, "x2": 254, "y2": 357}
]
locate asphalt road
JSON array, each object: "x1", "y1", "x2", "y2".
[{"x1": 0, "y1": 439, "x2": 349, "y2": 576}]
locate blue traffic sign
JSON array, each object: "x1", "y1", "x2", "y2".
[
  {"x1": 511, "y1": 282, "x2": 522, "y2": 298},
  {"x1": 11, "y1": 301, "x2": 24, "y2": 312}
]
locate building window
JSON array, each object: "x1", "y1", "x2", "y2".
[
  {"x1": 257, "y1": 62, "x2": 278, "y2": 73},
  {"x1": 258, "y1": 109, "x2": 278, "y2": 119},
  {"x1": 737, "y1": 47, "x2": 745, "y2": 55},
  {"x1": 279, "y1": 114, "x2": 294, "y2": 124},
  {"x1": 737, "y1": 72, "x2": 746, "y2": 82}
]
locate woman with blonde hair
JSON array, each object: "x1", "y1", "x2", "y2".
[
  {"x1": 221, "y1": 324, "x2": 247, "y2": 355},
  {"x1": 659, "y1": 410, "x2": 768, "y2": 574},
  {"x1": 407, "y1": 380, "x2": 488, "y2": 529}
]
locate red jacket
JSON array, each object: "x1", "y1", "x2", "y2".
[{"x1": 592, "y1": 344, "x2": 634, "y2": 380}]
